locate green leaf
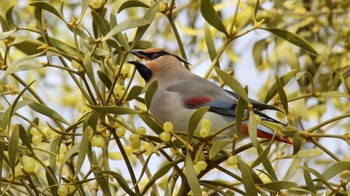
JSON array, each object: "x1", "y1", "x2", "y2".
[
  {"x1": 292, "y1": 128, "x2": 302, "y2": 155},
  {"x1": 1, "y1": 80, "x2": 35, "y2": 130},
  {"x1": 29, "y1": 102, "x2": 69, "y2": 125},
  {"x1": 188, "y1": 106, "x2": 210, "y2": 141},
  {"x1": 275, "y1": 75, "x2": 289, "y2": 114},
  {"x1": 0, "y1": 29, "x2": 16, "y2": 40},
  {"x1": 138, "y1": 113, "x2": 163, "y2": 135},
  {"x1": 129, "y1": 40, "x2": 154, "y2": 49},
  {"x1": 200, "y1": 0, "x2": 228, "y2": 36},
  {"x1": 19, "y1": 124, "x2": 34, "y2": 154},
  {"x1": 87, "y1": 105, "x2": 139, "y2": 115},
  {"x1": 59, "y1": 143, "x2": 81, "y2": 180},
  {"x1": 145, "y1": 81, "x2": 158, "y2": 111},
  {"x1": 98, "y1": 170, "x2": 137, "y2": 196},
  {"x1": 235, "y1": 97, "x2": 247, "y2": 136},
  {"x1": 97, "y1": 70, "x2": 112, "y2": 89},
  {"x1": 260, "y1": 181, "x2": 297, "y2": 190},
  {"x1": 251, "y1": 138, "x2": 273, "y2": 168},
  {"x1": 30, "y1": 2, "x2": 65, "y2": 22},
  {"x1": 84, "y1": 51, "x2": 96, "y2": 84},
  {"x1": 34, "y1": 6, "x2": 43, "y2": 29},
  {"x1": 8, "y1": 124, "x2": 20, "y2": 169},
  {"x1": 49, "y1": 138, "x2": 59, "y2": 170},
  {"x1": 38, "y1": 36, "x2": 80, "y2": 58},
  {"x1": 303, "y1": 162, "x2": 316, "y2": 194},
  {"x1": 8, "y1": 63, "x2": 43, "y2": 74},
  {"x1": 118, "y1": 0, "x2": 149, "y2": 13},
  {"x1": 264, "y1": 69, "x2": 297, "y2": 103},
  {"x1": 248, "y1": 110, "x2": 259, "y2": 148},
  {"x1": 283, "y1": 158, "x2": 302, "y2": 180},
  {"x1": 1, "y1": 100, "x2": 33, "y2": 130},
  {"x1": 77, "y1": 0, "x2": 91, "y2": 24},
  {"x1": 209, "y1": 139, "x2": 232, "y2": 159},
  {"x1": 299, "y1": 165, "x2": 329, "y2": 188},
  {"x1": 13, "y1": 39, "x2": 44, "y2": 55},
  {"x1": 215, "y1": 68, "x2": 250, "y2": 104},
  {"x1": 237, "y1": 160, "x2": 258, "y2": 195},
  {"x1": 75, "y1": 127, "x2": 92, "y2": 178},
  {"x1": 91, "y1": 10, "x2": 109, "y2": 36},
  {"x1": 103, "y1": 18, "x2": 151, "y2": 41},
  {"x1": 253, "y1": 0, "x2": 260, "y2": 21},
  {"x1": 126, "y1": 86, "x2": 143, "y2": 101},
  {"x1": 5, "y1": 51, "x2": 46, "y2": 77},
  {"x1": 185, "y1": 153, "x2": 202, "y2": 196},
  {"x1": 141, "y1": 159, "x2": 181, "y2": 195},
  {"x1": 261, "y1": 28, "x2": 318, "y2": 55},
  {"x1": 45, "y1": 166, "x2": 58, "y2": 195},
  {"x1": 322, "y1": 162, "x2": 350, "y2": 180},
  {"x1": 90, "y1": 152, "x2": 112, "y2": 196},
  {"x1": 318, "y1": 91, "x2": 350, "y2": 98},
  {"x1": 5, "y1": 6, "x2": 15, "y2": 28},
  {"x1": 204, "y1": 24, "x2": 219, "y2": 67},
  {"x1": 131, "y1": 2, "x2": 158, "y2": 48},
  {"x1": 292, "y1": 149, "x2": 323, "y2": 158},
  {"x1": 252, "y1": 39, "x2": 267, "y2": 67}
]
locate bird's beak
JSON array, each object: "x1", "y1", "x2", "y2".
[
  {"x1": 129, "y1": 50, "x2": 149, "y2": 61},
  {"x1": 128, "y1": 50, "x2": 153, "y2": 82},
  {"x1": 128, "y1": 50, "x2": 149, "y2": 67}
]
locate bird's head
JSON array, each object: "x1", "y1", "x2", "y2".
[{"x1": 128, "y1": 48, "x2": 190, "y2": 82}]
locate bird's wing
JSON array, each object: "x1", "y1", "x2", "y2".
[
  {"x1": 167, "y1": 80, "x2": 284, "y2": 125},
  {"x1": 224, "y1": 90, "x2": 280, "y2": 111}
]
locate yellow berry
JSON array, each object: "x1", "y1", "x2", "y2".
[
  {"x1": 143, "y1": 142, "x2": 152, "y2": 155},
  {"x1": 158, "y1": 2, "x2": 167, "y2": 12},
  {"x1": 227, "y1": 156, "x2": 239, "y2": 166},
  {"x1": 124, "y1": 146, "x2": 133, "y2": 155},
  {"x1": 23, "y1": 161, "x2": 35, "y2": 173},
  {"x1": 159, "y1": 131, "x2": 171, "y2": 142},
  {"x1": 193, "y1": 165, "x2": 201, "y2": 175},
  {"x1": 42, "y1": 126, "x2": 51, "y2": 137},
  {"x1": 67, "y1": 185, "x2": 76, "y2": 193},
  {"x1": 57, "y1": 186, "x2": 69, "y2": 196},
  {"x1": 276, "y1": 111, "x2": 285, "y2": 119},
  {"x1": 163, "y1": 121, "x2": 173, "y2": 132},
  {"x1": 199, "y1": 128, "x2": 210, "y2": 138},
  {"x1": 60, "y1": 143, "x2": 68, "y2": 154},
  {"x1": 136, "y1": 126, "x2": 147, "y2": 135},
  {"x1": 201, "y1": 118, "x2": 211, "y2": 129},
  {"x1": 32, "y1": 135, "x2": 42, "y2": 145},
  {"x1": 121, "y1": 64, "x2": 131, "y2": 75},
  {"x1": 30, "y1": 128, "x2": 40, "y2": 136},
  {"x1": 196, "y1": 160, "x2": 207, "y2": 171},
  {"x1": 108, "y1": 152, "x2": 123, "y2": 160},
  {"x1": 255, "y1": 114, "x2": 262, "y2": 123},
  {"x1": 129, "y1": 134, "x2": 140, "y2": 143},
  {"x1": 15, "y1": 164, "x2": 22, "y2": 177},
  {"x1": 258, "y1": 172, "x2": 272, "y2": 183},
  {"x1": 170, "y1": 148, "x2": 178, "y2": 155},
  {"x1": 129, "y1": 134, "x2": 141, "y2": 149},
  {"x1": 131, "y1": 140, "x2": 141, "y2": 149},
  {"x1": 91, "y1": 135, "x2": 104, "y2": 147},
  {"x1": 71, "y1": 60, "x2": 80, "y2": 68},
  {"x1": 116, "y1": 127, "x2": 126, "y2": 137},
  {"x1": 113, "y1": 83, "x2": 124, "y2": 97}
]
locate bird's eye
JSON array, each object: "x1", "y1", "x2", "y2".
[{"x1": 152, "y1": 53, "x2": 160, "y2": 59}]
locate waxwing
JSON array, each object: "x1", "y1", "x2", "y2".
[{"x1": 128, "y1": 48, "x2": 292, "y2": 144}]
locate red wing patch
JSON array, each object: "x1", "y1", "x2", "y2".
[
  {"x1": 241, "y1": 124, "x2": 293, "y2": 144},
  {"x1": 185, "y1": 96, "x2": 213, "y2": 106}
]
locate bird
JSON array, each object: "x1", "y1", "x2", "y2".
[{"x1": 128, "y1": 48, "x2": 292, "y2": 144}]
